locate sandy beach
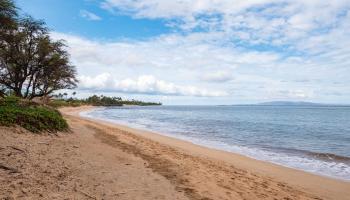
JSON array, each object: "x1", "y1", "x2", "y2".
[{"x1": 1, "y1": 106, "x2": 349, "y2": 200}]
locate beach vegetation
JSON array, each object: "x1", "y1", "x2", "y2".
[
  {"x1": 0, "y1": 96, "x2": 68, "y2": 132},
  {"x1": 0, "y1": 0, "x2": 72, "y2": 133}
]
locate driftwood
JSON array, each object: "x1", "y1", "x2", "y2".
[
  {"x1": 73, "y1": 183, "x2": 97, "y2": 200},
  {"x1": 37, "y1": 142, "x2": 49, "y2": 145},
  {"x1": 77, "y1": 190, "x2": 97, "y2": 200},
  {"x1": 8, "y1": 146, "x2": 26, "y2": 153}
]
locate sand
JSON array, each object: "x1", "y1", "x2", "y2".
[{"x1": 1, "y1": 106, "x2": 349, "y2": 200}]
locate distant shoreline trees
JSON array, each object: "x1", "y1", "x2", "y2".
[
  {"x1": 84, "y1": 95, "x2": 162, "y2": 106},
  {"x1": 51, "y1": 94, "x2": 162, "y2": 107},
  {"x1": 0, "y1": 0, "x2": 77, "y2": 99}
]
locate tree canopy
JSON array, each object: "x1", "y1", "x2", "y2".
[
  {"x1": 0, "y1": 0, "x2": 77, "y2": 99},
  {"x1": 0, "y1": 0, "x2": 17, "y2": 29}
]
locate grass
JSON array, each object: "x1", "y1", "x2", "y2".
[{"x1": 0, "y1": 96, "x2": 68, "y2": 133}]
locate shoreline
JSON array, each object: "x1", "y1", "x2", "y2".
[
  {"x1": 59, "y1": 106, "x2": 350, "y2": 200},
  {"x1": 79, "y1": 106, "x2": 350, "y2": 182}
]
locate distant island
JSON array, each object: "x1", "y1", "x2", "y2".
[
  {"x1": 257, "y1": 101, "x2": 350, "y2": 106},
  {"x1": 257, "y1": 101, "x2": 323, "y2": 106},
  {"x1": 223, "y1": 101, "x2": 328, "y2": 106}
]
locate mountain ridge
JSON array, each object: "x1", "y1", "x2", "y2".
[{"x1": 257, "y1": 101, "x2": 326, "y2": 106}]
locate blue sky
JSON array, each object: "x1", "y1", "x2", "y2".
[
  {"x1": 16, "y1": 0, "x2": 350, "y2": 105},
  {"x1": 17, "y1": 0, "x2": 170, "y2": 39}
]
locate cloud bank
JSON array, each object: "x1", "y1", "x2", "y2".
[{"x1": 79, "y1": 74, "x2": 227, "y2": 97}]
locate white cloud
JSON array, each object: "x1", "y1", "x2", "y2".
[
  {"x1": 79, "y1": 73, "x2": 112, "y2": 88},
  {"x1": 51, "y1": 29, "x2": 350, "y2": 103},
  {"x1": 101, "y1": 0, "x2": 350, "y2": 55},
  {"x1": 54, "y1": 0, "x2": 350, "y2": 104},
  {"x1": 101, "y1": 0, "x2": 273, "y2": 19},
  {"x1": 51, "y1": 32, "x2": 281, "y2": 71},
  {"x1": 200, "y1": 70, "x2": 233, "y2": 82},
  {"x1": 79, "y1": 74, "x2": 228, "y2": 97},
  {"x1": 80, "y1": 10, "x2": 102, "y2": 21}
]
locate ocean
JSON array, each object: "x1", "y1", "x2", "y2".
[{"x1": 80, "y1": 105, "x2": 350, "y2": 181}]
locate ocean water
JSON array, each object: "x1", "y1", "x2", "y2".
[{"x1": 80, "y1": 105, "x2": 350, "y2": 181}]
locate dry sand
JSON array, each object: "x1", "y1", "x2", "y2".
[{"x1": 1, "y1": 106, "x2": 349, "y2": 200}]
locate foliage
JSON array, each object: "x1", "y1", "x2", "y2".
[
  {"x1": 0, "y1": 0, "x2": 77, "y2": 99},
  {"x1": 85, "y1": 95, "x2": 123, "y2": 106},
  {"x1": 50, "y1": 94, "x2": 162, "y2": 107},
  {"x1": 48, "y1": 99, "x2": 87, "y2": 108},
  {"x1": 0, "y1": 96, "x2": 68, "y2": 132},
  {"x1": 84, "y1": 95, "x2": 162, "y2": 106},
  {"x1": 1, "y1": 94, "x2": 19, "y2": 105},
  {"x1": 0, "y1": 0, "x2": 17, "y2": 29}
]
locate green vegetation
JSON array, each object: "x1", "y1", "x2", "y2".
[
  {"x1": 0, "y1": 0, "x2": 73, "y2": 133},
  {"x1": 0, "y1": 0, "x2": 77, "y2": 99},
  {"x1": 48, "y1": 99, "x2": 86, "y2": 108},
  {"x1": 84, "y1": 95, "x2": 161, "y2": 106},
  {"x1": 0, "y1": 96, "x2": 68, "y2": 132},
  {"x1": 49, "y1": 94, "x2": 162, "y2": 107},
  {"x1": 0, "y1": 0, "x2": 17, "y2": 29}
]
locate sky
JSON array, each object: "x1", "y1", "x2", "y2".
[{"x1": 16, "y1": 0, "x2": 350, "y2": 105}]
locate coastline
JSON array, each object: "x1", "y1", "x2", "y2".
[
  {"x1": 78, "y1": 105, "x2": 350, "y2": 182},
  {"x1": 59, "y1": 106, "x2": 350, "y2": 200}
]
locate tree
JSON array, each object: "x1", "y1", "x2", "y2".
[
  {"x1": 0, "y1": 85, "x2": 5, "y2": 98},
  {"x1": 0, "y1": 0, "x2": 16, "y2": 98},
  {"x1": 26, "y1": 36, "x2": 77, "y2": 99},
  {"x1": 63, "y1": 93, "x2": 68, "y2": 99},
  {"x1": 0, "y1": 15, "x2": 78, "y2": 99},
  {"x1": 0, "y1": 17, "x2": 48, "y2": 97},
  {"x1": 0, "y1": 0, "x2": 17, "y2": 29}
]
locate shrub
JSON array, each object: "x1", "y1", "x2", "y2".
[
  {"x1": 1, "y1": 95, "x2": 20, "y2": 105},
  {"x1": 48, "y1": 99, "x2": 85, "y2": 108},
  {"x1": 0, "y1": 97, "x2": 68, "y2": 133}
]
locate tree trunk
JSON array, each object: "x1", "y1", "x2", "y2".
[
  {"x1": 0, "y1": 91, "x2": 5, "y2": 98},
  {"x1": 13, "y1": 88, "x2": 22, "y2": 98}
]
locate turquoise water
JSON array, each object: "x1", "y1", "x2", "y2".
[{"x1": 81, "y1": 105, "x2": 350, "y2": 181}]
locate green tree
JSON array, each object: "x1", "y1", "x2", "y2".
[
  {"x1": 0, "y1": 0, "x2": 17, "y2": 29},
  {"x1": 0, "y1": 16, "x2": 77, "y2": 99},
  {"x1": 0, "y1": 0, "x2": 16, "y2": 98}
]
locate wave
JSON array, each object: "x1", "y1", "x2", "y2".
[
  {"x1": 262, "y1": 146, "x2": 350, "y2": 164},
  {"x1": 80, "y1": 110, "x2": 350, "y2": 181},
  {"x1": 181, "y1": 138, "x2": 350, "y2": 181}
]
